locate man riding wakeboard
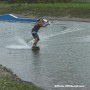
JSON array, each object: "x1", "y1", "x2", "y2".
[{"x1": 31, "y1": 18, "x2": 49, "y2": 48}]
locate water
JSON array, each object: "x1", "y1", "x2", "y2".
[{"x1": 0, "y1": 20, "x2": 90, "y2": 90}]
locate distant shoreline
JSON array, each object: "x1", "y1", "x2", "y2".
[
  {"x1": 15, "y1": 14, "x2": 90, "y2": 22},
  {"x1": 0, "y1": 3, "x2": 90, "y2": 22}
]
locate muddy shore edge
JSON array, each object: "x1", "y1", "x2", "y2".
[{"x1": 0, "y1": 64, "x2": 43, "y2": 90}]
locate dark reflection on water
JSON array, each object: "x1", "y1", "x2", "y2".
[
  {"x1": 32, "y1": 51, "x2": 40, "y2": 57},
  {"x1": 31, "y1": 51, "x2": 41, "y2": 66}
]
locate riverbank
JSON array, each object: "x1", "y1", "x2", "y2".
[
  {"x1": 0, "y1": 65, "x2": 43, "y2": 90},
  {"x1": 0, "y1": 3, "x2": 90, "y2": 22},
  {"x1": 16, "y1": 14, "x2": 90, "y2": 22},
  {"x1": 0, "y1": 3, "x2": 90, "y2": 19}
]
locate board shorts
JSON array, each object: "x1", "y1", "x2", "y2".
[{"x1": 31, "y1": 31, "x2": 40, "y2": 41}]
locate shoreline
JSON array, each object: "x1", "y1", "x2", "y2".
[
  {"x1": 58, "y1": 17, "x2": 90, "y2": 22},
  {"x1": 0, "y1": 64, "x2": 43, "y2": 90},
  {"x1": 0, "y1": 3, "x2": 90, "y2": 22},
  {"x1": 15, "y1": 14, "x2": 90, "y2": 22}
]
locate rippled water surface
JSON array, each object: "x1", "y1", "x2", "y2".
[{"x1": 0, "y1": 20, "x2": 90, "y2": 90}]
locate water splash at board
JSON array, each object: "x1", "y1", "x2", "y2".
[
  {"x1": 6, "y1": 45, "x2": 31, "y2": 49},
  {"x1": 6, "y1": 37, "x2": 31, "y2": 49}
]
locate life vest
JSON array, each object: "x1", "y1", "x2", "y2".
[{"x1": 32, "y1": 22, "x2": 43, "y2": 32}]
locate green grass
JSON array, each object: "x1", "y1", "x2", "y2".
[
  {"x1": 0, "y1": 3, "x2": 90, "y2": 9},
  {"x1": 0, "y1": 77, "x2": 42, "y2": 90},
  {"x1": 0, "y1": 3, "x2": 90, "y2": 18}
]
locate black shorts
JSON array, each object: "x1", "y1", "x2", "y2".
[{"x1": 31, "y1": 31, "x2": 40, "y2": 40}]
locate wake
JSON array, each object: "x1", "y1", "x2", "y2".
[{"x1": 41, "y1": 28, "x2": 83, "y2": 40}]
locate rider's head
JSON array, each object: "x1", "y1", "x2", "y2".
[{"x1": 37, "y1": 18, "x2": 43, "y2": 22}]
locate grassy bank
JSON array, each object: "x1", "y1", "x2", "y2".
[
  {"x1": 0, "y1": 3, "x2": 90, "y2": 18},
  {"x1": 0, "y1": 65, "x2": 43, "y2": 90}
]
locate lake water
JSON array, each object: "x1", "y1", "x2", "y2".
[{"x1": 0, "y1": 20, "x2": 90, "y2": 90}]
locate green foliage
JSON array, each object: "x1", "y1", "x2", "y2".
[
  {"x1": 0, "y1": 3, "x2": 90, "y2": 18},
  {"x1": 0, "y1": 0, "x2": 90, "y2": 3},
  {"x1": 0, "y1": 77, "x2": 42, "y2": 90},
  {"x1": 0, "y1": 0, "x2": 76, "y2": 3}
]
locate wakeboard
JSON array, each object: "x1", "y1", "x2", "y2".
[{"x1": 32, "y1": 46, "x2": 40, "y2": 51}]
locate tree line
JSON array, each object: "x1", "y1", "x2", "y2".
[
  {"x1": 0, "y1": 0, "x2": 75, "y2": 3},
  {"x1": 0, "y1": 0, "x2": 89, "y2": 3}
]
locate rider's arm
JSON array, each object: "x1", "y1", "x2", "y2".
[
  {"x1": 42, "y1": 22, "x2": 49, "y2": 27},
  {"x1": 38, "y1": 22, "x2": 49, "y2": 27}
]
